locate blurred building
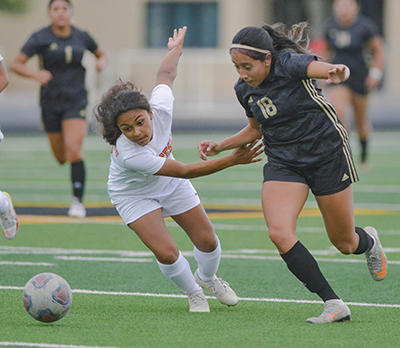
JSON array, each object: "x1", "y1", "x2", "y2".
[{"x1": 0, "y1": 0, "x2": 399, "y2": 133}]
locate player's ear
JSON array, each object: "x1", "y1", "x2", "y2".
[
  {"x1": 264, "y1": 53, "x2": 272, "y2": 67},
  {"x1": 149, "y1": 109, "x2": 153, "y2": 120}
]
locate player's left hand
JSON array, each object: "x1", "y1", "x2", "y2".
[
  {"x1": 168, "y1": 26, "x2": 187, "y2": 51},
  {"x1": 230, "y1": 140, "x2": 264, "y2": 165},
  {"x1": 326, "y1": 65, "x2": 350, "y2": 85}
]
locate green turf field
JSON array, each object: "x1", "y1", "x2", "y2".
[{"x1": 0, "y1": 131, "x2": 399, "y2": 348}]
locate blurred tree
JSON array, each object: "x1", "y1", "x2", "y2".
[{"x1": 0, "y1": 0, "x2": 29, "y2": 13}]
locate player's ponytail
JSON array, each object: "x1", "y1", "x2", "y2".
[{"x1": 261, "y1": 22, "x2": 311, "y2": 55}]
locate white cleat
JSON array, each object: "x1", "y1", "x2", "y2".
[
  {"x1": 306, "y1": 299, "x2": 351, "y2": 324},
  {"x1": 194, "y1": 269, "x2": 239, "y2": 307},
  {"x1": 364, "y1": 226, "x2": 387, "y2": 281},
  {"x1": 68, "y1": 197, "x2": 86, "y2": 218},
  {"x1": 188, "y1": 290, "x2": 210, "y2": 312},
  {"x1": 0, "y1": 192, "x2": 19, "y2": 239}
]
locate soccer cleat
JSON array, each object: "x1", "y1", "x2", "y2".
[
  {"x1": 188, "y1": 290, "x2": 209, "y2": 312},
  {"x1": 194, "y1": 269, "x2": 239, "y2": 307},
  {"x1": 364, "y1": 226, "x2": 387, "y2": 281},
  {"x1": 68, "y1": 197, "x2": 86, "y2": 218},
  {"x1": 0, "y1": 192, "x2": 19, "y2": 239},
  {"x1": 306, "y1": 299, "x2": 351, "y2": 324}
]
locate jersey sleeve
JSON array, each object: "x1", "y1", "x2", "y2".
[
  {"x1": 20, "y1": 31, "x2": 41, "y2": 57},
  {"x1": 149, "y1": 84, "x2": 174, "y2": 116},
  {"x1": 235, "y1": 84, "x2": 254, "y2": 118},
  {"x1": 122, "y1": 150, "x2": 166, "y2": 175},
  {"x1": 82, "y1": 30, "x2": 99, "y2": 53},
  {"x1": 277, "y1": 50, "x2": 316, "y2": 81}
]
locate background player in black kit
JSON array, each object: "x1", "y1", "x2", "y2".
[
  {"x1": 198, "y1": 22, "x2": 387, "y2": 324},
  {"x1": 324, "y1": 0, "x2": 384, "y2": 169},
  {"x1": 10, "y1": 0, "x2": 108, "y2": 217}
]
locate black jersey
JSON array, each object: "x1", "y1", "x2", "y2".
[
  {"x1": 235, "y1": 49, "x2": 350, "y2": 168},
  {"x1": 324, "y1": 15, "x2": 379, "y2": 78},
  {"x1": 21, "y1": 26, "x2": 98, "y2": 104}
]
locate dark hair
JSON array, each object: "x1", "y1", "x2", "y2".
[
  {"x1": 48, "y1": 0, "x2": 73, "y2": 9},
  {"x1": 231, "y1": 22, "x2": 312, "y2": 61},
  {"x1": 94, "y1": 79, "x2": 151, "y2": 146}
]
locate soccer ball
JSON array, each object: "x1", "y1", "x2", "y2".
[{"x1": 22, "y1": 272, "x2": 73, "y2": 323}]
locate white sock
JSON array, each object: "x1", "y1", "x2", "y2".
[
  {"x1": 157, "y1": 251, "x2": 201, "y2": 294},
  {"x1": 194, "y1": 236, "x2": 221, "y2": 282},
  {"x1": 0, "y1": 191, "x2": 9, "y2": 214}
]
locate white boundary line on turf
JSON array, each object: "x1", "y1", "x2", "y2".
[
  {"x1": 0, "y1": 342, "x2": 134, "y2": 348},
  {"x1": 2, "y1": 286, "x2": 399, "y2": 309}
]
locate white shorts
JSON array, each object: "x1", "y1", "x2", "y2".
[{"x1": 114, "y1": 178, "x2": 201, "y2": 225}]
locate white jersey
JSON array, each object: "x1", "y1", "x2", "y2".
[
  {"x1": 0, "y1": 53, "x2": 4, "y2": 141},
  {"x1": 107, "y1": 84, "x2": 185, "y2": 203}
]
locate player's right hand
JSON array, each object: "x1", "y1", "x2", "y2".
[{"x1": 35, "y1": 70, "x2": 53, "y2": 86}]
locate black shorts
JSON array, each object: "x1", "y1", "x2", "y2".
[
  {"x1": 263, "y1": 147, "x2": 359, "y2": 196},
  {"x1": 40, "y1": 88, "x2": 88, "y2": 133},
  {"x1": 41, "y1": 101, "x2": 87, "y2": 133}
]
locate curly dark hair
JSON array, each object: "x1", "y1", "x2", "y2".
[{"x1": 94, "y1": 79, "x2": 151, "y2": 145}]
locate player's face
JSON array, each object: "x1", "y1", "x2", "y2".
[
  {"x1": 49, "y1": 0, "x2": 73, "y2": 28},
  {"x1": 231, "y1": 50, "x2": 271, "y2": 87},
  {"x1": 117, "y1": 109, "x2": 154, "y2": 146},
  {"x1": 333, "y1": 0, "x2": 359, "y2": 23}
]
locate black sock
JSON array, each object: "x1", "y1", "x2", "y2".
[
  {"x1": 353, "y1": 227, "x2": 374, "y2": 254},
  {"x1": 360, "y1": 138, "x2": 368, "y2": 163},
  {"x1": 71, "y1": 160, "x2": 85, "y2": 202},
  {"x1": 281, "y1": 241, "x2": 339, "y2": 302}
]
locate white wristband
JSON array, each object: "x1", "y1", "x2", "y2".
[{"x1": 369, "y1": 67, "x2": 383, "y2": 80}]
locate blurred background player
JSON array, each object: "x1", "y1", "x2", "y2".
[
  {"x1": 10, "y1": 0, "x2": 108, "y2": 217},
  {"x1": 323, "y1": 0, "x2": 385, "y2": 169},
  {"x1": 198, "y1": 23, "x2": 387, "y2": 323},
  {"x1": 0, "y1": 52, "x2": 19, "y2": 239},
  {"x1": 95, "y1": 27, "x2": 263, "y2": 312}
]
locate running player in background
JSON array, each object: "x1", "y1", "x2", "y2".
[
  {"x1": 94, "y1": 27, "x2": 263, "y2": 312},
  {"x1": 323, "y1": 0, "x2": 384, "y2": 169},
  {"x1": 10, "y1": 0, "x2": 108, "y2": 217},
  {"x1": 0, "y1": 53, "x2": 19, "y2": 239},
  {"x1": 198, "y1": 22, "x2": 387, "y2": 323}
]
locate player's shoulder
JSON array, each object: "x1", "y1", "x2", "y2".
[
  {"x1": 356, "y1": 15, "x2": 379, "y2": 33},
  {"x1": 28, "y1": 26, "x2": 53, "y2": 40}
]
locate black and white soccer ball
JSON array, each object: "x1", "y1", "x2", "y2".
[{"x1": 22, "y1": 272, "x2": 73, "y2": 323}]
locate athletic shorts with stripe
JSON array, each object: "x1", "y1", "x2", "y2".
[{"x1": 263, "y1": 146, "x2": 359, "y2": 196}]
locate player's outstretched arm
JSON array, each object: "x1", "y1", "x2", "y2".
[
  {"x1": 307, "y1": 60, "x2": 350, "y2": 85},
  {"x1": 0, "y1": 61, "x2": 9, "y2": 93},
  {"x1": 156, "y1": 140, "x2": 263, "y2": 179},
  {"x1": 155, "y1": 26, "x2": 187, "y2": 88},
  {"x1": 198, "y1": 118, "x2": 262, "y2": 160},
  {"x1": 10, "y1": 52, "x2": 53, "y2": 86}
]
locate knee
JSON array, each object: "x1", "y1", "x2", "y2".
[
  {"x1": 195, "y1": 234, "x2": 218, "y2": 253},
  {"x1": 155, "y1": 248, "x2": 180, "y2": 265}
]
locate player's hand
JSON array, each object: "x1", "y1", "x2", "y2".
[
  {"x1": 34, "y1": 70, "x2": 53, "y2": 86},
  {"x1": 168, "y1": 26, "x2": 187, "y2": 52},
  {"x1": 326, "y1": 65, "x2": 350, "y2": 85},
  {"x1": 198, "y1": 140, "x2": 221, "y2": 160},
  {"x1": 230, "y1": 140, "x2": 264, "y2": 165},
  {"x1": 366, "y1": 75, "x2": 380, "y2": 91}
]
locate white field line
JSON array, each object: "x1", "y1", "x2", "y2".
[
  {"x1": 0, "y1": 261, "x2": 55, "y2": 266},
  {"x1": 0, "y1": 342, "x2": 134, "y2": 348},
  {"x1": 1, "y1": 246, "x2": 400, "y2": 265},
  {"x1": 1, "y1": 286, "x2": 399, "y2": 309},
  {"x1": 55, "y1": 256, "x2": 152, "y2": 263}
]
